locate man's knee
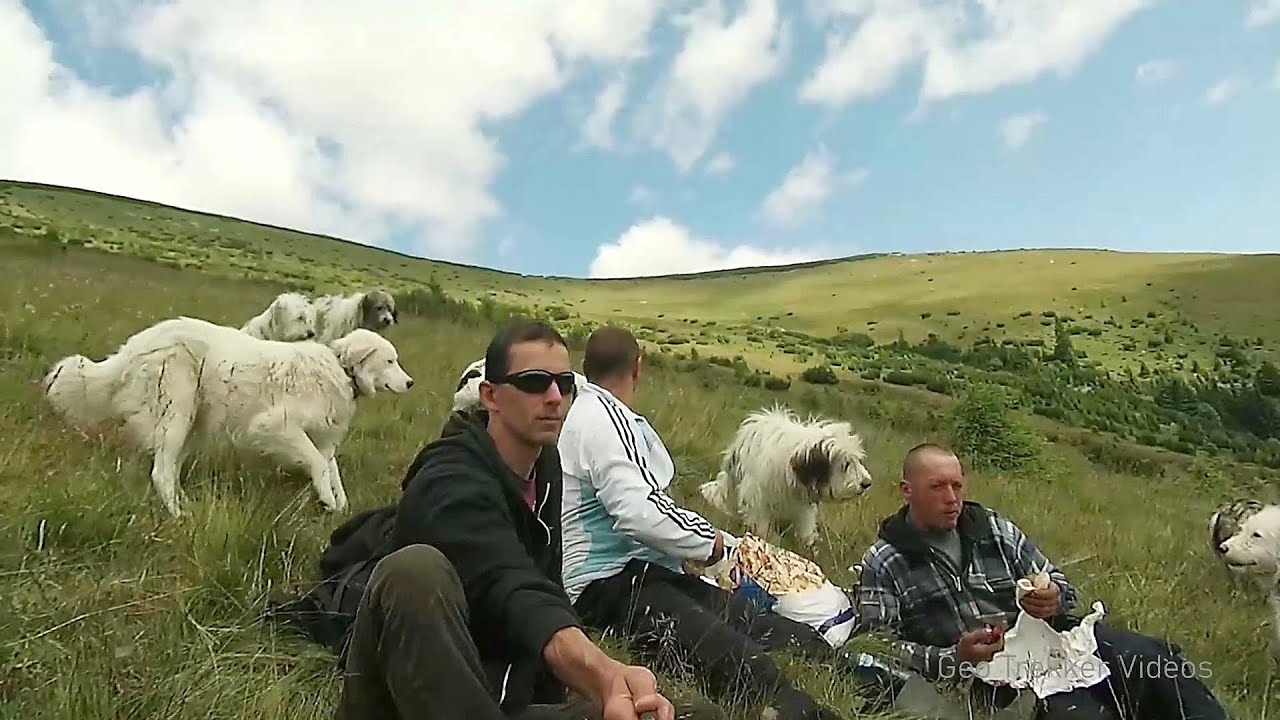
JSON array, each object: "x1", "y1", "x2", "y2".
[
  {"x1": 1095, "y1": 623, "x2": 1182, "y2": 661},
  {"x1": 369, "y1": 544, "x2": 466, "y2": 612}
]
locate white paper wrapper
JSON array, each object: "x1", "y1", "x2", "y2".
[{"x1": 974, "y1": 601, "x2": 1111, "y2": 699}]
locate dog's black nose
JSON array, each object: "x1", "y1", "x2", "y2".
[
  {"x1": 1219, "y1": 542, "x2": 1229, "y2": 554},
  {"x1": 406, "y1": 379, "x2": 414, "y2": 388}
]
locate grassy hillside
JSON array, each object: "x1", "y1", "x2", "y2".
[
  {"x1": 0, "y1": 223, "x2": 1278, "y2": 718},
  {"x1": 3, "y1": 180, "x2": 1276, "y2": 383},
  {"x1": 4, "y1": 180, "x2": 1279, "y2": 473}
]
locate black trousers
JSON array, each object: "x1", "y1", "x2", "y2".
[
  {"x1": 573, "y1": 560, "x2": 905, "y2": 720},
  {"x1": 333, "y1": 544, "x2": 599, "y2": 720},
  {"x1": 972, "y1": 620, "x2": 1232, "y2": 720}
]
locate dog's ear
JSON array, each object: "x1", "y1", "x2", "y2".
[
  {"x1": 267, "y1": 296, "x2": 287, "y2": 336},
  {"x1": 791, "y1": 442, "x2": 832, "y2": 500},
  {"x1": 331, "y1": 334, "x2": 379, "y2": 370}
]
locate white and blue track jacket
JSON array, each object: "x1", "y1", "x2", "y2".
[{"x1": 557, "y1": 381, "x2": 720, "y2": 604}]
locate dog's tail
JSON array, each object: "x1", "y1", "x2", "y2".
[
  {"x1": 699, "y1": 472, "x2": 734, "y2": 514},
  {"x1": 43, "y1": 352, "x2": 130, "y2": 428}
]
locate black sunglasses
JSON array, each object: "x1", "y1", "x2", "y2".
[{"x1": 492, "y1": 369, "x2": 576, "y2": 396}]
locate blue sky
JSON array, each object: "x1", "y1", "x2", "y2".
[{"x1": 3, "y1": 1, "x2": 1278, "y2": 279}]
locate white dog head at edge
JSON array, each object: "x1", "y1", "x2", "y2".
[{"x1": 1219, "y1": 505, "x2": 1280, "y2": 575}]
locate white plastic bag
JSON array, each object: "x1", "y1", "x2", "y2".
[
  {"x1": 771, "y1": 580, "x2": 857, "y2": 647},
  {"x1": 701, "y1": 534, "x2": 856, "y2": 648},
  {"x1": 974, "y1": 572, "x2": 1111, "y2": 699}
]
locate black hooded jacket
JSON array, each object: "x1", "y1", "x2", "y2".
[{"x1": 392, "y1": 408, "x2": 582, "y2": 712}]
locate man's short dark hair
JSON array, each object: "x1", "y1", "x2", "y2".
[
  {"x1": 902, "y1": 442, "x2": 957, "y2": 481},
  {"x1": 485, "y1": 318, "x2": 568, "y2": 381},
  {"x1": 582, "y1": 325, "x2": 641, "y2": 382}
]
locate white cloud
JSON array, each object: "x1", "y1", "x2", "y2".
[
  {"x1": 582, "y1": 76, "x2": 628, "y2": 150},
  {"x1": 1134, "y1": 59, "x2": 1176, "y2": 85},
  {"x1": 1248, "y1": 0, "x2": 1280, "y2": 27},
  {"x1": 1000, "y1": 112, "x2": 1048, "y2": 150},
  {"x1": 1205, "y1": 77, "x2": 1241, "y2": 104},
  {"x1": 0, "y1": 0, "x2": 666, "y2": 260},
  {"x1": 760, "y1": 147, "x2": 865, "y2": 225},
  {"x1": 636, "y1": 0, "x2": 788, "y2": 172},
  {"x1": 800, "y1": 0, "x2": 1153, "y2": 107},
  {"x1": 588, "y1": 216, "x2": 827, "y2": 278},
  {"x1": 704, "y1": 151, "x2": 736, "y2": 175}
]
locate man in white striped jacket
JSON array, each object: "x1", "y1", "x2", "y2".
[{"x1": 557, "y1": 326, "x2": 901, "y2": 720}]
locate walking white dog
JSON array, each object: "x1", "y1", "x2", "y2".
[
  {"x1": 313, "y1": 288, "x2": 398, "y2": 343},
  {"x1": 241, "y1": 292, "x2": 318, "y2": 341},
  {"x1": 700, "y1": 405, "x2": 873, "y2": 549},
  {"x1": 43, "y1": 316, "x2": 414, "y2": 517},
  {"x1": 450, "y1": 357, "x2": 586, "y2": 413}
]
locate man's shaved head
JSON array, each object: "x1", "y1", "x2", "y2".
[
  {"x1": 903, "y1": 443, "x2": 959, "y2": 484},
  {"x1": 900, "y1": 443, "x2": 964, "y2": 531}
]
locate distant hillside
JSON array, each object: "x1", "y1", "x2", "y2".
[
  {"x1": 2, "y1": 180, "x2": 1275, "y2": 378},
  {"x1": 3, "y1": 179, "x2": 1280, "y2": 469}
]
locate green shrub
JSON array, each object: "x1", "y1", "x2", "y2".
[
  {"x1": 801, "y1": 365, "x2": 839, "y2": 385},
  {"x1": 949, "y1": 384, "x2": 1044, "y2": 473}
]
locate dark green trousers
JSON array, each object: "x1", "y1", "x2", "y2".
[{"x1": 333, "y1": 544, "x2": 599, "y2": 720}]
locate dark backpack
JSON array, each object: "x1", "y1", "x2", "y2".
[{"x1": 263, "y1": 503, "x2": 399, "y2": 665}]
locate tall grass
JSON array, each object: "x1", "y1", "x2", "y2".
[{"x1": 0, "y1": 238, "x2": 1274, "y2": 719}]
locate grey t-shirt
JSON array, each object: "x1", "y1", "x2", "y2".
[{"x1": 924, "y1": 527, "x2": 963, "y2": 571}]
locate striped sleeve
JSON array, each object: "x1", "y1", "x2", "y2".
[{"x1": 580, "y1": 394, "x2": 719, "y2": 560}]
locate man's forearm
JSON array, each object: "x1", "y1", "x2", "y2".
[{"x1": 542, "y1": 626, "x2": 618, "y2": 706}]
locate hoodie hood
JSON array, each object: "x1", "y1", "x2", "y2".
[
  {"x1": 877, "y1": 500, "x2": 992, "y2": 567},
  {"x1": 402, "y1": 408, "x2": 492, "y2": 490}
]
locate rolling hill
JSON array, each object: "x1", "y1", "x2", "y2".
[{"x1": 3, "y1": 180, "x2": 1276, "y2": 382}]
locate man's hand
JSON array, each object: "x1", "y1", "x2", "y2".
[
  {"x1": 956, "y1": 624, "x2": 1005, "y2": 664},
  {"x1": 543, "y1": 628, "x2": 674, "y2": 720},
  {"x1": 708, "y1": 531, "x2": 725, "y2": 564},
  {"x1": 597, "y1": 663, "x2": 675, "y2": 720},
  {"x1": 1019, "y1": 582, "x2": 1061, "y2": 620}
]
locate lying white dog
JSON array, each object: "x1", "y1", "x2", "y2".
[
  {"x1": 700, "y1": 405, "x2": 873, "y2": 549},
  {"x1": 43, "y1": 316, "x2": 413, "y2": 517},
  {"x1": 314, "y1": 288, "x2": 398, "y2": 343},
  {"x1": 451, "y1": 357, "x2": 587, "y2": 413},
  {"x1": 240, "y1": 292, "x2": 317, "y2": 342},
  {"x1": 1213, "y1": 500, "x2": 1280, "y2": 593}
]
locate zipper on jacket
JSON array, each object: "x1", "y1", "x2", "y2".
[{"x1": 534, "y1": 478, "x2": 551, "y2": 547}]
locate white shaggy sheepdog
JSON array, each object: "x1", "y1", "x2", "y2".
[
  {"x1": 42, "y1": 316, "x2": 414, "y2": 517},
  {"x1": 240, "y1": 292, "x2": 318, "y2": 342},
  {"x1": 313, "y1": 289, "x2": 398, "y2": 343},
  {"x1": 699, "y1": 405, "x2": 873, "y2": 549},
  {"x1": 450, "y1": 357, "x2": 587, "y2": 413},
  {"x1": 1212, "y1": 500, "x2": 1280, "y2": 593}
]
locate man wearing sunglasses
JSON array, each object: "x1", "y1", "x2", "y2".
[
  {"x1": 556, "y1": 326, "x2": 908, "y2": 720},
  {"x1": 334, "y1": 319, "x2": 679, "y2": 720}
]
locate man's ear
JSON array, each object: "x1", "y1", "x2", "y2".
[{"x1": 479, "y1": 380, "x2": 497, "y2": 411}]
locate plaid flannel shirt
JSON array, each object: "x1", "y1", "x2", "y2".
[{"x1": 854, "y1": 501, "x2": 1079, "y2": 683}]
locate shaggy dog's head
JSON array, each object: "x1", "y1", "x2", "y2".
[
  {"x1": 1210, "y1": 499, "x2": 1266, "y2": 554},
  {"x1": 791, "y1": 421, "x2": 873, "y2": 503},
  {"x1": 358, "y1": 289, "x2": 398, "y2": 331},
  {"x1": 1218, "y1": 504, "x2": 1280, "y2": 575},
  {"x1": 452, "y1": 358, "x2": 486, "y2": 412},
  {"x1": 330, "y1": 329, "x2": 414, "y2": 396},
  {"x1": 269, "y1": 292, "x2": 317, "y2": 341}
]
